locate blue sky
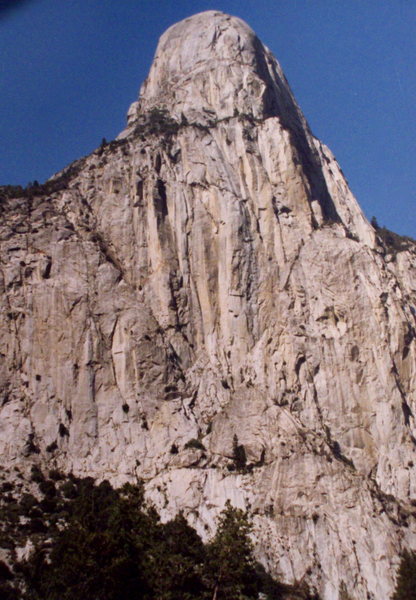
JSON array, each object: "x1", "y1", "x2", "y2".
[{"x1": 1, "y1": 0, "x2": 415, "y2": 237}]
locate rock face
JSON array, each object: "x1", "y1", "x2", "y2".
[{"x1": 1, "y1": 10, "x2": 416, "y2": 599}]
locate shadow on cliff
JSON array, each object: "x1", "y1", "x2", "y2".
[{"x1": 252, "y1": 35, "x2": 340, "y2": 224}]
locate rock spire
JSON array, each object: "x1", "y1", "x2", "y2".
[{"x1": 0, "y1": 11, "x2": 415, "y2": 600}]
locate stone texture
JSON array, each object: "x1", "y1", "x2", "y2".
[{"x1": 1, "y1": 10, "x2": 416, "y2": 599}]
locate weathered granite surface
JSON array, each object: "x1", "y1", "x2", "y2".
[{"x1": 1, "y1": 11, "x2": 416, "y2": 599}]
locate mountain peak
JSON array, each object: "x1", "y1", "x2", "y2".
[
  {"x1": 120, "y1": 10, "x2": 373, "y2": 244},
  {"x1": 126, "y1": 11, "x2": 297, "y2": 126},
  {"x1": 1, "y1": 12, "x2": 415, "y2": 600}
]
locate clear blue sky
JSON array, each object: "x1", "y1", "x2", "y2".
[{"x1": 1, "y1": 0, "x2": 415, "y2": 237}]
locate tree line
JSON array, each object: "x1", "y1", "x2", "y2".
[{"x1": 0, "y1": 468, "x2": 414, "y2": 599}]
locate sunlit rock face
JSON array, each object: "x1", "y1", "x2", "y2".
[{"x1": 1, "y1": 11, "x2": 416, "y2": 599}]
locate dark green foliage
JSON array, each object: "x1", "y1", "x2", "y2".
[
  {"x1": 133, "y1": 107, "x2": 180, "y2": 140},
  {"x1": 203, "y1": 503, "x2": 318, "y2": 599},
  {"x1": 377, "y1": 226, "x2": 416, "y2": 254},
  {"x1": 371, "y1": 216, "x2": 416, "y2": 255},
  {"x1": 22, "y1": 479, "x2": 151, "y2": 600},
  {"x1": 144, "y1": 107, "x2": 180, "y2": 136},
  {"x1": 368, "y1": 215, "x2": 416, "y2": 256},
  {"x1": 1, "y1": 482, "x2": 14, "y2": 493},
  {"x1": 145, "y1": 512, "x2": 207, "y2": 600},
  {"x1": 19, "y1": 493, "x2": 38, "y2": 516},
  {"x1": 392, "y1": 549, "x2": 416, "y2": 600},
  {"x1": 0, "y1": 560, "x2": 13, "y2": 580},
  {"x1": 58, "y1": 423, "x2": 69, "y2": 437},
  {"x1": 48, "y1": 469, "x2": 63, "y2": 481},
  {"x1": 30, "y1": 465, "x2": 44, "y2": 484},
  {"x1": 20, "y1": 477, "x2": 211, "y2": 600},
  {"x1": 59, "y1": 479, "x2": 77, "y2": 499},
  {"x1": 0, "y1": 156, "x2": 88, "y2": 202},
  {"x1": 232, "y1": 434, "x2": 247, "y2": 472},
  {"x1": 38, "y1": 480, "x2": 56, "y2": 498},
  {"x1": 0, "y1": 580, "x2": 19, "y2": 600},
  {"x1": 254, "y1": 563, "x2": 300, "y2": 600},
  {"x1": 38, "y1": 495, "x2": 59, "y2": 514},
  {"x1": 25, "y1": 434, "x2": 40, "y2": 455},
  {"x1": 46, "y1": 441, "x2": 58, "y2": 453},
  {"x1": 204, "y1": 500, "x2": 259, "y2": 599},
  {"x1": 26, "y1": 517, "x2": 47, "y2": 534},
  {"x1": 0, "y1": 473, "x2": 316, "y2": 600},
  {"x1": 0, "y1": 185, "x2": 26, "y2": 199},
  {"x1": 184, "y1": 438, "x2": 205, "y2": 451}
]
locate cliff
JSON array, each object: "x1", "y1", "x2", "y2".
[{"x1": 1, "y1": 11, "x2": 416, "y2": 599}]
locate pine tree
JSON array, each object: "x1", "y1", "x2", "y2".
[
  {"x1": 204, "y1": 501, "x2": 259, "y2": 600},
  {"x1": 232, "y1": 434, "x2": 247, "y2": 472},
  {"x1": 147, "y1": 512, "x2": 207, "y2": 599},
  {"x1": 18, "y1": 475, "x2": 291, "y2": 600},
  {"x1": 392, "y1": 549, "x2": 416, "y2": 600}
]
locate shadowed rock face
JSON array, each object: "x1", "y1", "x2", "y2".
[{"x1": 1, "y1": 11, "x2": 416, "y2": 600}]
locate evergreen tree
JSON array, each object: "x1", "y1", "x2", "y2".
[
  {"x1": 204, "y1": 501, "x2": 259, "y2": 600},
  {"x1": 392, "y1": 549, "x2": 416, "y2": 600},
  {"x1": 23, "y1": 479, "x2": 155, "y2": 600},
  {"x1": 232, "y1": 434, "x2": 247, "y2": 472},
  {"x1": 15, "y1": 474, "x2": 295, "y2": 600},
  {"x1": 148, "y1": 512, "x2": 208, "y2": 600}
]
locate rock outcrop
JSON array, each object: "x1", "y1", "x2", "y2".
[{"x1": 1, "y1": 11, "x2": 415, "y2": 599}]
